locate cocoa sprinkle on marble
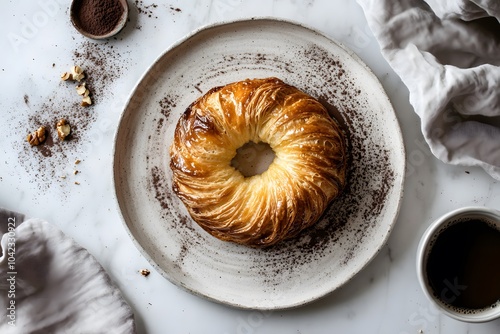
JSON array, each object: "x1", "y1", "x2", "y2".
[{"x1": 16, "y1": 41, "x2": 128, "y2": 191}]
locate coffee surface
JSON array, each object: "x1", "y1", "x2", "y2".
[{"x1": 427, "y1": 219, "x2": 500, "y2": 310}]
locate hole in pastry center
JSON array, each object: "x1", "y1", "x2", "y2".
[{"x1": 231, "y1": 141, "x2": 275, "y2": 177}]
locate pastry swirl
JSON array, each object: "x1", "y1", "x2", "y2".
[{"x1": 169, "y1": 77, "x2": 347, "y2": 247}]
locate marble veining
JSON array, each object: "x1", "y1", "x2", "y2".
[{"x1": 1, "y1": 0, "x2": 500, "y2": 333}]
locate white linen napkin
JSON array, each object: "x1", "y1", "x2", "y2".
[
  {"x1": 357, "y1": 0, "x2": 500, "y2": 180},
  {"x1": 0, "y1": 209, "x2": 136, "y2": 333}
]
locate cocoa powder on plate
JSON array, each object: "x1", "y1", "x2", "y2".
[{"x1": 73, "y1": 0, "x2": 124, "y2": 36}]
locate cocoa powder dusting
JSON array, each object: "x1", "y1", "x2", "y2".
[
  {"x1": 16, "y1": 41, "x2": 127, "y2": 191},
  {"x1": 73, "y1": 0, "x2": 124, "y2": 36},
  {"x1": 151, "y1": 166, "x2": 170, "y2": 210},
  {"x1": 159, "y1": 95, "x2": 178, "y2": 118}
]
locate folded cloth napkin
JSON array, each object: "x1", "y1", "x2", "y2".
[
  {"x1": 0, "y1": 209, "x2": 136, "y2": 334},
  {"x1": 357, "y1": 0, "x2": 500, "y2": 180}
]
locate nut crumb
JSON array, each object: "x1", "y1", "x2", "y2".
[
  {"x1": 139, "y1": 269, "x2": 150, "y2": 277},
  {"x1": 71, "y1": 65, "x2": 85, "y2": 81},
  {"x1": 60, "y1": 72, "x2": 72, "y2": 81},
  {"x1": 73, "y1": 73, "x2": 85, "y2": 82},
  {"x1": 61, "y1": 65, "x2": 94, "y2": 104},
  {"x1": 56, "y1": 118, "x2": 71, "y2": 140},
  {"x1": 61, "y1": 65, "x2": 85, "y2": 82},
  {"x1": 75, "y1": 159, "x2": 81, "y2": 165},
  {"x1": 73, "y1": 170, "x2": 79, "y2": 175},
  {"x1": 27, "y1": 126, "x2": 47, "y2": 146},
  {"x1": 76, "y1": 83, "x2": 87, "y2": 96},
  {"x1": 71, "y1": 65, "x2": 83, "y2": 75},
  {"x1": 60, "y1": 175, "x2": 67, "y2": 179},
  {"x1": 81, "y1": 96, "x2": 92, "y2": 107},
  {"x1": 75, "y1": 181, "x2": 80, "y2": 185}
]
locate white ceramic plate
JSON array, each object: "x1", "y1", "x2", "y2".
[{"x1": 113, "y1": 18, "x2": 405, "y2": 310}]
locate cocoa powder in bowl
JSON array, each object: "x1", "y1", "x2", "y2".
[{"x1": 71, "y1": 0, "x2": 128, "y2": 39}]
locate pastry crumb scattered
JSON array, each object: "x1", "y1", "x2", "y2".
[{"x1": 139, "y1": 269, "x2": 150, "y2": 277}]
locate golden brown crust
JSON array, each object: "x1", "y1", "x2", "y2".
[{"x1": 169, "y1": 77, "x2": 347, "y2": 247}]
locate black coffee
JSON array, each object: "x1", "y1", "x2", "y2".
[{"x1": 426, "y1": 218, "x2": 500, "y2": 310}]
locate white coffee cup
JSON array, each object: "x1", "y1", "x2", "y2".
[{"x1": 416, "y1": 206, "x2": 500, "y2": 323}]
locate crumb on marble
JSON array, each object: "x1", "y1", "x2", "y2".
[
  {"x1": 140, "y1": 269, "x2": 151, "y2": 277},
  {"x1": 27, "y1": 126, "x2": 47, "y2": 146},
  {"x1": 56, "y1": 118, "x2": 71, "y2": 140}
]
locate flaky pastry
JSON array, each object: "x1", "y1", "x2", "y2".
[{"x1": 169, "y1": 77, "x2": 347, "y2": 247}]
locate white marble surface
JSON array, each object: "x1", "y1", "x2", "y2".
[{"x1": 1, "y1": 0, "x2": 500, "y2": 333}]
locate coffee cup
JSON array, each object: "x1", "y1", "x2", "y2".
[{"x1": 416, "y1": 206, "x2": 500, "y2": 322}]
